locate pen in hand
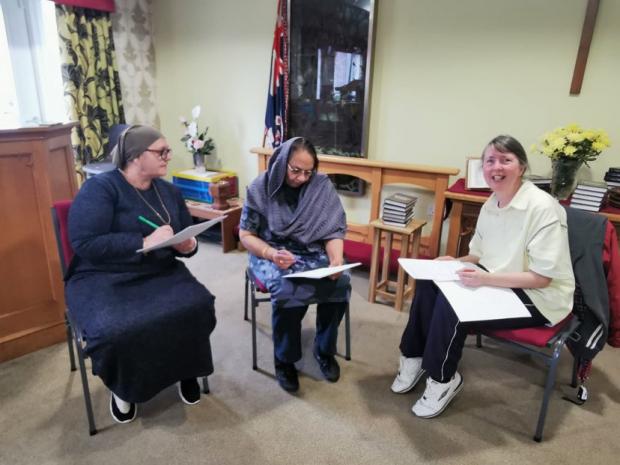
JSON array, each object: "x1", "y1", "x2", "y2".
[{"x1": 138, "y1": 215, "x2": 159, "y2": 230}]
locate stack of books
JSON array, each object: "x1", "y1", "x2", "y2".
[
  {"x1": 525, "y1": 174, "x2": 552, "y2": 193},
  {"x1": 569, "y1": 180, "x2": 608, "y2": 212},
  {"x1": 604, "y1": 167, "x2": 620, "y2": 190},
  {"x1": 609, "y1": 187, "x2": 620, "y2": 209},
  {"x1": 381, "y1": 193, "x2": 417, "y2": 226}
]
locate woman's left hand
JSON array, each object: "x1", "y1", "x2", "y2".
[
  {"x1": 456, "y1": 268, "x2": 489, "y2": 287},
  {"x1": 328, "y1": 257, "x2": 344, "y2": 280},
  {"x1": 173, "y1": 237, "x2": 197, "y2": 254}
]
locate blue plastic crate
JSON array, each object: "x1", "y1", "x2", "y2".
[
  {"x1": 176, "y1": 183, "x2": 213, "y2": 203},
  {"x1": 173, "y1": 176, "x2": 212, "y2": 190}
]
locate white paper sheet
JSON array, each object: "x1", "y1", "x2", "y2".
[
  {"x1": 136, "y1": 216, "x2": 225, "y2": 253},
  {"x1": 435, "y1": 280, "x2": 531, "y2": 322},
  {"x1": 282, "y1": 262, "x2": 362, "y2": 279},
  {"x1": 397, "y1": 258, "x2": 478, "y2": 281}
]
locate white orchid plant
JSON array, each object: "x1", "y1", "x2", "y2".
[{"x1": 179, "y1": 105, "x2": 215, "y2": 156}]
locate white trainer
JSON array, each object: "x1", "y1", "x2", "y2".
[
  {"x1": 391, "y1": 355, "x2": 425, "y2": 394},
  {"x1": 412, "y1": 372, "x2": 463, "y2": 418}
]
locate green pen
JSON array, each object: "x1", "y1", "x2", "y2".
[{"x1": 138, "y1": 215, "x2": 159, "y2": 229}]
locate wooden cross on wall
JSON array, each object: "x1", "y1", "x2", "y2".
[{"x1": 570, "y1": 0, "x2": 600, "y2": 95}]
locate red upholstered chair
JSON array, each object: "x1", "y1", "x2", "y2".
[
  {"x1": 244, "y1": 267, "x2": 351, "y2": 371},
  {"x1": 51, "y1": 200, "x2": 97, "y2": 435},
  {"x1": 475, "y1": 314, "x2": 580, "y2": 442}
]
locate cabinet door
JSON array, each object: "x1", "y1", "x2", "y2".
[{"x1": 0, "y1": 128, "x2": 76, "y2": 361}]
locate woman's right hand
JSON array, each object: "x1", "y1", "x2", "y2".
[
  {"x1": 272, "y1": 248, "x2": 296, "y2": 269},
  {"x1": 143, "y1": 225, "x2": 174, "y2": 250}
]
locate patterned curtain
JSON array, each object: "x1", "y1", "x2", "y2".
[
  {"x1": 112, "y1": 0, "x2": 160, "y2": 128},
  {"x1": 55, "y1": 5, "x2": 125, "y2": 167}
]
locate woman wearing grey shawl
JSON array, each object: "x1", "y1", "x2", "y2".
[
  {"x1": 240, "y1": 137, "x2": 351, "y2": 392},
  {"x1": 66, "y1": 125, "x2": 216, "y2": 424}
]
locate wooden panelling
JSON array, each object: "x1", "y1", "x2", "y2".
[{"x1": 0, "y1": 123, "x2": 77, "y2": 362}]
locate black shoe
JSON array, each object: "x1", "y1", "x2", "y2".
[
  {"x1": 109, "y1": 394, "x2": 137, "y2": 424},
  {"x1": 274, "y1": 358, "x2": 299, "y2": 392},
  {"x1": 313, "y1": 345, "x2": 340, "y2": 382},
  {"x1": 178, "y1": 378, "x2": 201, "y2": 405}
]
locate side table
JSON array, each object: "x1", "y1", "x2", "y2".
[
  {"x1": 368, "y1": 219, "x2": 426, "y2": 311},
  {"x1": 185, "y1": 198, "x2": 243, "y2": 253}
]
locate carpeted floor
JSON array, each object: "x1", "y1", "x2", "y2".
[{"x1": 1, "y1": 241, "x2": 620, "y2": 465}]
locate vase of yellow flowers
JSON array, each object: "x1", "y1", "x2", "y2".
[
  {"x1": 180, "y1": 105, "x2": 215, "y2": 172},
  {"x1": 533, "y1": 124, "x2": 611, "y2": 200}
]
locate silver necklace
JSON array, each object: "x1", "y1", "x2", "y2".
[{"x1": 119, "y1": 169, "x2": 171, "y2": 225}]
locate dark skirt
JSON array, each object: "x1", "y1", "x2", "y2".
[{"x1": 66, "y1": 261, "x2": 217, "y2": 403}]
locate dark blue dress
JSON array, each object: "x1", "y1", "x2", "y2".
[{"x1": 65, "y1": 170, "x2": 216, "y2": 403}]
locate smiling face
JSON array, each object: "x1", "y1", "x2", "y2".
[
  {"x1": 482, "y1": 144, "x2": 526, "y2": 199},
  {"x1": 285, "y1": 149, "x2": 316, "y2": 188}
]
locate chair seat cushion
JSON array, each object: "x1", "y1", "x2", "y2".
[{"x1": 484, "y1": 315, "x2": 573, "y2": 347}]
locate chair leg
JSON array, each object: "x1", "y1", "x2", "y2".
[
  {"x1": 344, "y1": 303, "x2": 351, "y2": 361},
  {"x1": 533, "y1": 343, "x2": 563, "y2": 442},
  {"x1": 65, "y1": 312, "x2": 76, "y2": 372},
  {"x1": 251, "y1": 284, "x2": 258, "y2": 370},
  {"x1": 244, "y1": 271, "x2": 249, "y2": 321},
  {"x1": 571, "y1": 355, "x2": 579, "y2": 388},
  {"x1": 202, "y1": 376, "x2": 210, "y2": 394},
  {"x1": 476, "y1": 334, "x2": 482, "y2": 348},
  {"x1": 75, "y1": 341, "x2": 97, "y2": 436}
]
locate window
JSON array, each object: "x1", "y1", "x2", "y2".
[{"x1": 0, "y1": 0, "x2": 67, "y2": 129}]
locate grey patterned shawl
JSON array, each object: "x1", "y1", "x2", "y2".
[{"x1": 245, "y1": 138, "x2": 347, "y2": 244}]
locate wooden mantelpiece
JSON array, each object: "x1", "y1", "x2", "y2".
[
  {"x1": 250, "y1": 147, "x2": 459, "y2": 257},
  {"x1": 0, "y1": 123, "x2": 78, "y2": 362}
]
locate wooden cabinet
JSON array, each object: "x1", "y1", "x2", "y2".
[{"x1": 0, "y1": 124, "x2": 78, "y2": 362}]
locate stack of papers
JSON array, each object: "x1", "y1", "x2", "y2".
[
  {"x1": 137, "y1": 217, "x2": 225, "y2": 253},
  {"x1": 282, "y1": 262, "x2": 361, "y2": 279},
  {"x1": 398, "y1": 258, "x2": 530, "y2": 322}
]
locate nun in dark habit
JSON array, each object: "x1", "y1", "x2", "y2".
[{"x1": 66, "y1": 125, "x2": 216, "y2": 423}]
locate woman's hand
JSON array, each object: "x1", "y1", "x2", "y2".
[
  {"x1": 456, "y1": 268, "x2": 489, "y2": 287},
  {"x1": 173, "y1": 237, "x2": 197, "y2": 254},
  {"x1": 435, "y1": 255, "x2": 456, "y2": 261},
  {"x1": 143, "y1": 225, "x2": 174, "y2": 250},
  {"x1": 328, "y1": 256, "x2": 344, "y2": 280},
  {"x1": 272, "y1": 249, "x2": 296, "y2": 270}
]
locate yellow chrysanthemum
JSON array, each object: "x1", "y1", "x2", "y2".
[
  {"x1": 566, "y1": 132, "x2": 585, "y2": 143},
  {"x1": 564, "y1": 145, "x2": 577, "y2": 155},
  {"x1": 592, "y1": 141, "x2": 606, "y2": 152},
  {"x1": 550, "y1": 137, "x2": 566, "y2": 151}
]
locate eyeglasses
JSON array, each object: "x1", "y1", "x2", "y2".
[
  {"x1": 145, "y1": 148, "x2": 172, "y2": 160},
  {"x1": 287, "y1": 163, "x2": 314, "y2": 178}
]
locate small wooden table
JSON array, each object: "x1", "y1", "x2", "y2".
[
  {"x1": 185, "y1": 198, "x2": 243, "y2": 253},
  {"x1": 368, "y1": 219, "x2": 426, "y2": 311}
]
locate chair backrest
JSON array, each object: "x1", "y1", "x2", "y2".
[
  {"x1": 102, "y1": 123, "x2": 131, "y2": 160},
  {"x1": 51, "y1": 200, "x2": 74, "y2": 275}
]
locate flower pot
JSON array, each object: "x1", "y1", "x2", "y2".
[
  {"x1": 551, "y1": 158, "x2": 582, "y2": 200},
  {"x1": 193, "y1": 152, "x2": 205, "y2": 172}
]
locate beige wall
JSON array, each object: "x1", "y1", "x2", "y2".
[{"x1": 152, "y1": 0, "x2": 619, "y2": 196}]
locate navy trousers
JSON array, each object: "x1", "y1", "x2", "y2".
[
  {"x1": 272, "y1": 301, "x2": 346, "y2": 363},
  {"x1": 399, "y1": 280, "x2": 548, "y2": 382}
]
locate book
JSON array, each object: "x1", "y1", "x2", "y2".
[
  {"x1": 384, "y1": 193, "x2": 417, "y2": 208},
  {"x1": 604, "y1": 173, "x2": 620, "y2": 182},
  {"x1": 572, "y1": 192, "x2": 606, "y2": 202},
  {"x1": 572, "y1": 188, "x2": 607, "y2": 199},
  {"x1": 569, "y1": 203, "x2": 601, "y2": 212},
  {"x1": 381, "y1": 218, "x2": 413, "y2": 227},
  {"x1": 381, "y1": 208, "x2": 414, "y2": 219},
  {"x1": 574, "y1": 181, "x2": 608, "y2": 194},
  {"x1": 382, "y1": 204, "x2": 414, "y2": 214},
  {"x1": 570, "y1": 198, "x2": 602, "y2": 208}
]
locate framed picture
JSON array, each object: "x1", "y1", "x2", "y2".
[
  {"x1": 465, "y1": 157, "x2": 490, "y2": 190},
  {"x1": 288, "y1": 0, "x2": 376, "y2": 195}
]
